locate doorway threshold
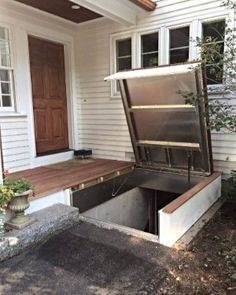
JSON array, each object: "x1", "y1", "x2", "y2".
[
  {"x1": 32, "y1": 150, "x2": 74, "y2": 168},
  {"x1": 37, "y1": 148, "x2": 73, "y2": 157}
]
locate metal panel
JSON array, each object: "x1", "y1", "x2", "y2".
[{"x1": 105, "y1": 63, "x2": 213, "y2": 175}]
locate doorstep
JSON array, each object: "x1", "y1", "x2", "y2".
[{"x1": 0, "y1": 203, "x2": 79, "y2": 262}]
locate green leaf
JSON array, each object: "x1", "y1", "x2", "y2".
[{"x1": 230, "y1": 273, "x2": 236, "y2": 281}]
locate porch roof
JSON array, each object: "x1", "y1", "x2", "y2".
[{"x1": 14, "y1": 0, "x2": 157, "y2": 25}]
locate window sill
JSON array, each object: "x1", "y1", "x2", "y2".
[
  {"x1": 110, "y1": 93, "x2": 122, "y2": 100},
  {"x1": 0, "y1": 112, "x2": 27, "y2": 118}
]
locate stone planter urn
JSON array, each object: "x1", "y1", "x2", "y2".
[{"x1": 6, "y1": 190, "x2": 35, "y2": 229}]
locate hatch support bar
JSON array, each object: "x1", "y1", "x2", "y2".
[
  {"x1": 137, "y1": 140, "x2": 200, "y2": 150},
  {"x1": 131, "y1": 105, "x2": 195, "y2": 109}
]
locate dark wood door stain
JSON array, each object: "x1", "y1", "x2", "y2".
[{"x1": 29, "y1": 36, "x2": 69, "y2": 155}]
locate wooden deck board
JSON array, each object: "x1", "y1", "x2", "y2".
[{"x1": 8, "y1": 159, "x2": 134, "y2": 199}]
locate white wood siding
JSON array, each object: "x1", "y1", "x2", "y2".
[
  {"x1": 0, "y1": 0, "x2": 76, "y2": 172},
  {"x1": 75, "y1": 0, "x2": 236, "y2": 173},
  {"x1": 0, "y1": 116, "x2": 30, "y2": 172}
]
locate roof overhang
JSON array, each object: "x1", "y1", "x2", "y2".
[
  {"x1": 128, "y1": 0, "x2": 156, "y2": 11},
  {"x1": 70, "y1": 0, "x2": 156, "y2": 25}
]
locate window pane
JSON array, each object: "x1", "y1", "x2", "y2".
[
  {"x1": 0, "y1": 27, "x2": 8, "y2": 40},
  {"x1": 0, "y1": 40, "x2": 10, "y2": 54},
  {"x1": 0, "y1": 70, "x2": 9, "y2": 81},
  {"x1": 205, "y1": 65, "x2": 223, "y2": 85},
  {"x1": 1, "y1": 54, "x2": 10, "y2": 67},
  {"x1": 203, "y1": 20, "x2": 225, "y2": 42},
  {"x1": 117, "y1": 57, "x2": 131, "y2": 71},
  {"x1": 117, "y1": 39, "x2": 131, "y2": 57},
  {"x1": 202, "y1": 20, "x2": 225, "y2": 84},
  {"x1": 170, "y1": 48, "x2": 189, "y2": 64},
  {"x1": 1, "y1": 82, "x2": 10, "y2": 94},
  {"x1": 142, "y1": 53, "x2": 158, "y2": 67},
  {"x1": 141, "y1": 32, "x2": 158, "y2": 68},
  {"x1": 142, "y1": 32, "x2": 158, "y2": 53},
  {"x1": 2, "y1": 95, "x2": 11, "y2": 107},
  {"x1": 170, "y1": 27, "x2": 189, "y2": 49}
]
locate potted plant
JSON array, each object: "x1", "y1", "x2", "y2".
[
  {"x1": 3, "y1": 178, "x2": 35, "y2": 229},
  {"x1": 0, "y1": 184, "x2": 14, "y2": 236}
]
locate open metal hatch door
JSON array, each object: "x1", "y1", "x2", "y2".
[{"x1": 105, "y1": 63, "x2": 213, "y2": 176}]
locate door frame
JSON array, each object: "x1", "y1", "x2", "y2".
[{"x1": 26, "y1": 30, "x2": 77, "y2": 167}]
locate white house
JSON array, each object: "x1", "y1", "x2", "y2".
[
  {"x1": 1, "y1": 0, "x2": 232, "y2": 247},
  {"x1": 0, "y1": 0, "x2": 235, "y2": 175}
]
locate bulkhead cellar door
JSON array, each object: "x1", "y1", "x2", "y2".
[{"x1": 105, "y1": 63, "x2": 213, "y2": 175}]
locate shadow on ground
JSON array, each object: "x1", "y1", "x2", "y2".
[{"x1": 0, "y1": 202, "x2": 235, "y2": 295}]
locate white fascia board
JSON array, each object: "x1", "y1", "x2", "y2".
[
  {"x1": 70, "y1": 0, "x2": 137, "y2": 25},
  {"x1": 104, "y1": 63, "x2": 201, "y2": 81}
]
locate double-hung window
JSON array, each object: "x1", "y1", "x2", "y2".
[
  {"x1": 169, "y1": 26, "x2": 190, "y2": 64},
  {"x1": 141, "y1": 32, "x2": 159, "y2": 68},
  {"x1": 0, "y1": 26, "x2": 14, "y2": 110},
  {"x1": 202, "y1": 20, "x2": 225, "y2": 85},
  {"x1": 114, "y1": 37, "x2": 132, "y2": 94},
  {"x1": 116, "y1": 38, "x2": 132, "y2": 72}
]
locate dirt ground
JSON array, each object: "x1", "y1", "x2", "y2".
[{"x1": 159, "y1": 202, "x2": 236, "y2": 294}]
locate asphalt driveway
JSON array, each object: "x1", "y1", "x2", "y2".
[{"x1": 0, "y1": 222, "x2": 173, "y2": 295}]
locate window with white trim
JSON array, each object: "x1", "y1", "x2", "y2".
[
  {"x1": 114, "y1": 37, "x2": 132, "y2": 93},
  {"x1": 0, "y1": 26, "x2": 14, "y2": 110},
  {"x1": 202, "y1": 20, "x2": 225, "y2": 85},
  {"x1": 141, "y1": 32, "x2": 158, "y2": 67},
  {"x1": 169, "y1": 26, "x2": 190, "y2": 64}
]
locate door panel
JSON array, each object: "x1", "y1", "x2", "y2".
[
  {"x1": 34, "y1": 109, "x2": 48, "y2": 140},
  {"x1": 28, "y1": 36, "x2": 69, "y2": 155},
  {"x1": 52, "y1": 108, "x2": 64, "y2": 138}
]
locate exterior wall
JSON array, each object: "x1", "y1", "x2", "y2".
[
  {"x1": 159, "y1": 174, "x2": 221, "y2": 247},
  {"x1": 0, "y1": 0, "x2": 77, "y2": 173},
  {"x1": 26, "y1": 189, "x2": 71, "y2": 214},
  {"x1": 82, "y1": 187, "x2": 149, "y2": 230},
  {"x1": 75, "y1": 0, "x2": 236, "y2": 173}
]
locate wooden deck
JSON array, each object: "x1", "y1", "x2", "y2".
[{"x1": 9, "y1": 159, "x2": 134, "y2": 199}]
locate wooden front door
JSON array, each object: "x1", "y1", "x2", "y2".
[{"x1": 29, "y1": 36, "x2": 69, "y2": 155}]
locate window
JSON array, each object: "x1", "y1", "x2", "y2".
[
  {"x1": 141, "y1": 32, "x2": 158, "y2": 68},
  {"x1": 169, "y1": 26, "x2": 189, "y2": 64},
  {"x1": 116, "y1": 38, "x2": 132, "y2": 72},
  {"x1": 0, "y1": 26, "x2": 14, "y2": 110},
  {"x1": 202, "y1": 20, "x2": 225, "y2": 85},
  {"x1": 114, "y1": 38, "x2": 132, "y2": 93}
]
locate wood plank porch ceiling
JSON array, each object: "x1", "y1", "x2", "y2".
[{"x1": 14, "y1": 0, "x2": 156, "y2": 24}]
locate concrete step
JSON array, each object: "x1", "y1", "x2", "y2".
[{"x1": 0, "y1": 203, "x2": 79, "y2": 262}]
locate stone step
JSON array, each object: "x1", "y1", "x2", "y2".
[{"x1": 0, "y1": 203, "x2": 79, "y2": 262}]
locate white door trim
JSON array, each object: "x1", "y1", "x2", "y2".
[{"x1": 25, "y1": 32, "x2": 77, "y2": 168}]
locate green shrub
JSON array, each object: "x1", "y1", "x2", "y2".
[
  {"x1": 0, "y1": 185, "x2": 14, "y2": 209},
  {"x1": 222, "y1": 170, "x2": 236, "y2": 201},
  {"x1": 3, "y1": 178, "x2": 33, "y2": 195}
]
